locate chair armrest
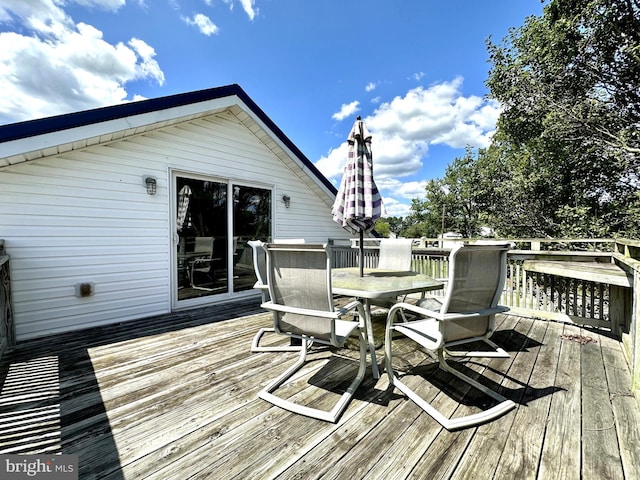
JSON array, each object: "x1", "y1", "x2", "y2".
[
  {"x1": 335, "y1": 300, "x2": 364, "y2": 318},
  {"x1": 191, "y1": 256, "x2": 210, "y2": 267},
  {"x1": 387, "y1": 302, "x2": 509, "y2": 323},
  {"x1": 261, "y1": 301, "x2": 342, "y2": 319},
  {"x1": 439, "y1": 305, "x2": 509, "y2": 322}
]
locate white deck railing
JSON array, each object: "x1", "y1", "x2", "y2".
[
  {"x1": 330, "y1": 237, "x2": 640, "y2": 393},
  {"x1": 331, "y1": 238, "x2": 626, "y2": 327}
]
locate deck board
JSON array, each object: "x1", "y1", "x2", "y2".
[
  {"x1": 538, "y1": 323, "x2": 582, "y2": 480},
  {"x1": 1, "y1": 299, "x2": 639, "y2": 479},
  {"x1": 493, "y1": 319, "x2": 562, "y2": 479},
  {"x1": 450, "y1": 316, "x2": 542, "y2": 479},
  {"x1": 582, "y1": 335, "x2": 626, "y2": 479}
]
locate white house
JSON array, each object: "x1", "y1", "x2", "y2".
[{"x1": 0, "y1": 84, "x2": 349, "y2": 341}]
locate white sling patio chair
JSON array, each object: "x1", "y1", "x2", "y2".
[
  {"x1": 248, "y1": 239, "x2": 306, "y2": 352},
  {"x1": 372, "y1": 238, "x2": 415, "y2": 310},
  {"x1": 384, "y1": 242, "x2": 516, "y2": 430},
  {"x1": 376, "y1": 238, "x2": 413, "y2": 271},
  {"x1": 258, "y1": 243, "x2": 367, "y2": 422},
  {"x1": 189, "y1": 236, "x2": 219, "y2": 290}
]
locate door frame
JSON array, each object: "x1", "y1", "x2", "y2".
[{"x1": 170, "y1": 169, "x2": 274, "y2": 310}]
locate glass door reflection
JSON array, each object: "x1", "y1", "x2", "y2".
[
  {"x1": 232, "y1": 185, "x2": 272, "y2": 294},
  {"x1": 176, "y1": 176, "x2": 228, "y2": 301}
]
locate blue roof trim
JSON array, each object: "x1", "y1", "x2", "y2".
[{"x1": 0, "y1": 84, "x2": 337, "y2": 194}]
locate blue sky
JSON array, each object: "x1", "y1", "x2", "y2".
[{"x1": 0, "y1": 0, "x2": 545, "y2": 217}]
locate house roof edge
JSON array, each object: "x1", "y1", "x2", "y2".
[{"x1": 0, "y1": 84, "x2": 337, "y2": 195}]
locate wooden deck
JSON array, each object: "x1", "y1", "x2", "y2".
[{"x1": 1, "y1": 298, "x2": 639, "y2": 479}]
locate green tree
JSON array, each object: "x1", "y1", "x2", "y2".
[
  {"x1": 473, "y1": 138, "x2": 567, "y2": 237},
  {"x1": 402, "y1": 149, "x2": 486, "y2": 238},
  {"x1": 402, "y1": 196, "x2": 439, "y2": 238},
  {"x1": 374, "y1": 219, "x2": 391, "y2": 237},
  {"x1": 486, "y1": 0, "x2": 640, "y2": 238}
]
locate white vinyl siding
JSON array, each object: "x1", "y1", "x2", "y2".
[{"x1": 0, "y1": 111, "x2": 346, "y2": 340}]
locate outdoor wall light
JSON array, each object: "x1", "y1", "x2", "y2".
[
  {"x1": 282, "y1": 194, "x2": 291, "y2": 208},
  {"x1": 144, "y1": 176, "x2": 157, "y2": 195}
]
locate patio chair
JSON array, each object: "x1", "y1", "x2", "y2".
[
  {"x1": 249, "y1": 239, "x2": 306, "y2": 352},
  {"x1": 372, "y1": 238, "x2": 414, "y2": 310},
  {"x1": 258, "y1": 243, "x2": 367, "y2": 422},
  {"x1": 190, "y1": 237, "x2": 219, "y2": 290},
  {"x1": 384, "y1": 242, "x2": 516, "y2": 430},
  {"x1": 377, "y1": 238, "x2": 413, "y2": 271}
]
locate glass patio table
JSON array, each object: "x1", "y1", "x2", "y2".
[{"x1": 332, "y1": 268, "x2": 444, "y2": 378}]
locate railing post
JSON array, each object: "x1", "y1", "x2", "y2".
[
  {"x1": 0, "y1": 239, "x2": 16, "y2": 361},
  {"x1": 614, "y1": 238, "x2": 640, "y2": 394},
  {"x1": 632, "y1": 269, "x2": 640, "y2": 393}
]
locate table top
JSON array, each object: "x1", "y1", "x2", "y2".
[{"x1": 332, "y1": 268, "x2": 443, "y2": 299}]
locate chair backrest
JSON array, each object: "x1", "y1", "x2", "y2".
[
  {"x1": 439, "y1": 243, "x2": 511, "y2": 342},
  {"x1": 263, "y1": 243, "x2": 336, "y2": 342},
  {"x1": 248, "y1": 239, "x2": 307, "y2": 288},
  {"x1": 377, "y1": 238, "x2": 413, "y2": 271},
  {"x1": 194, "y1": 237, "x2": 214, "y2": 257}
]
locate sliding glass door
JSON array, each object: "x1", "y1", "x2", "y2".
[
  {"x1": 174, "y1": 173, "x2": 271, "y2": 305},
  {"x1": 232, "y1": 184, "x2": 272, "y2": 294}
]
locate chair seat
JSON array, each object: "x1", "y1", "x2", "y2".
[
  {"x1": 334, "y1": 319, "x2": 361, "y2": 345},
  {"x1": 416, "y1": 296, "x2": 444, "y2": 311},
  {"x1": 394, "y1": 318, "x2": 441, "y2": 347}
]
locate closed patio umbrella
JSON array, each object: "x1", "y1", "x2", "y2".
[
  {"x1": 332, "y1": 116, "x2": 385, "y2": 276},
  {"x1": 177, "y1": 185, "x2": 192, "y2": 232}
]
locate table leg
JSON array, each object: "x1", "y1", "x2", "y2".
[{"x1": 363, "y1": 299, "x2": 380, "y2": 379}]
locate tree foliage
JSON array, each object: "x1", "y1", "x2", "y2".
[
  {"x1": 393, "y1": 0, "x2": 639, "y2": 239},
  {"x1": 399, "y1": 149, "x2": 489, "y2": 238},
  {"x1": 483, "y1": 0, "x2": 640, "y2": 237}
]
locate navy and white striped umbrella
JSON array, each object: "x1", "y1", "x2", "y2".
[
  {"x1": 176, "y1": 185, "x2": 192, "y2": 232},
  {"x1": 332, "y1": 117, "x2": 385, "y2": 275}
]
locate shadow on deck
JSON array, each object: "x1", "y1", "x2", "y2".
[{"x1": 1, "y1": 298, "x2": 639, "y2": 479}]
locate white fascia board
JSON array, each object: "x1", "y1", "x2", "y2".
[{"x1": 0, "y1": 96, "x2": 240, "y2": 161}]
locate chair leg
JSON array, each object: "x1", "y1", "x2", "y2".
[
  {"x1": 435, "y1": 350, "x2": 516, "y2": 429},
  {"x1": 444, "y1": 338, "x2": 509, "y2": 358},
  {"x1": 251, "y1": 328, "x2": 304, "y2": 352},
  {"x1": 258, "y1": 330, "x2": 368, "y2": 423},
  {"x1": 385, "y1": 331, "x2": 515, "y2": 430}
]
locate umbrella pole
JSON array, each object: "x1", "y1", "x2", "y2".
[{"x1": 359, "y1": 230, "x2": 364, "y2": 277}]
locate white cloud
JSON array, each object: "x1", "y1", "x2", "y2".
[
  {"x1": 184, "y1": 13, "x2": 219, "y2": 36},
  {"x1": 379, "y1": 179, "x2": 428, "y2": 200},
  {"x1": 331, "y1": 101, "x2": 360, "y2": 121},
  {"x1": 0, "y1": 0, "x2": 164, "y2": 123},
  {"x1": 315, "y1": 142, "x2": 349, "y2": 180},
  {"x1": 74, "y1": 0, "x2": 126, "y2": 10},
  {"x1": 239, "y1": 0, "x2": 257, "y2": 20},
  {"x1": 222, "y1": 0, "x2": 257, "y2": 20},
  {"x1": 411, "y1": 71, "x2": 425, "y2": 81},
  {"x1": 365, "y1": 82, "x2": 377, "y2": 92},
  {"x1": 381, "y1": 197, "x2": 411, "y2": 218},
  {"x1": 316, "y1": 77, "x2": 502, "y2": 218}
]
